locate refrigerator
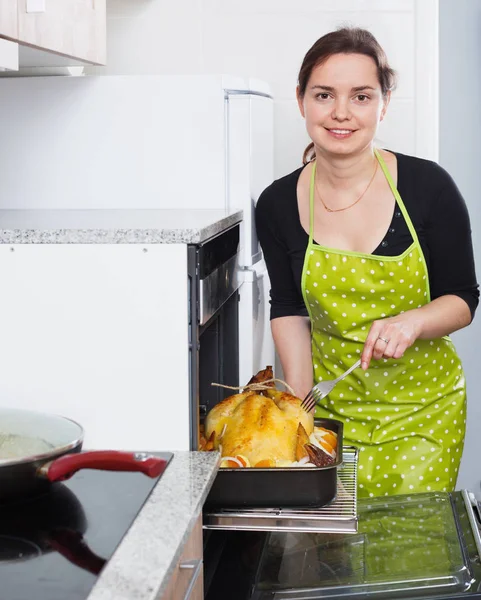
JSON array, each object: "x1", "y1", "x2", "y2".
[{"x1": 0, "y1": 74, "x2": 276, "y2": 448}]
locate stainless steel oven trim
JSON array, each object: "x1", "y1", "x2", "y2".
[
  {"x1": 188, "y1": 225, "x2": 241, "y2": 451},
  {"x1": 199, "y1": 253, "x2": 240, "y2": 326},
  {"x1": 462, "y1": 489, "x2": 481, "y2": 561},
  {"x1": 188, "y1": 245, "x2": 200, "y2": 452}
]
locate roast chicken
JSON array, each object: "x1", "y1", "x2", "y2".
[{"x1": 205, "y1": 367, "x2": 314, "y2": 466}]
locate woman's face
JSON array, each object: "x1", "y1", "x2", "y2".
[{"x1": 297, "y1": 53, "x2": 390, "y2": 157}]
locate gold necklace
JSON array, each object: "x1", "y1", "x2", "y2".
[{"x1": 315, "y1": 159, "x2": 379, "y2": 213}]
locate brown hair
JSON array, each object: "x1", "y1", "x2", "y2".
[{"x1": 298, "y1": 27, "x2": 397, "y2": 164}]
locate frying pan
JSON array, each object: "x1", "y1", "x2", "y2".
[{"x1": 0, "y1": 408, "x2": 167, "y2": 501}]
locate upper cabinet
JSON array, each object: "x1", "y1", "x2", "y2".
[
  {"x1": 0, "y1": 0, "x2": 106, "y2": 67},
  {"x1": 0, "y1": 2, "x2": 19, "y2": 71},
  {"x1": 0, "y1": 1, "x2": 18, "y2": 39}
]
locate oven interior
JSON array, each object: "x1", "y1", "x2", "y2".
[{"x1": 188, "y1": 225, "x2": 240, "y2": 450}]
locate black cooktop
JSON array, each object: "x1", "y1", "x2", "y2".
[{"x1": 0, "y1": 451, "x2": 173, "y2": 600}]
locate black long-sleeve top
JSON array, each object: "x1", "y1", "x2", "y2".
[{"x1": 256, "y1": 151, "x2": 479, "y2": 321}]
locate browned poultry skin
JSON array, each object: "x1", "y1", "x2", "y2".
[
  {"x1": 205, "y1": 390, "x2": 313, "y2": 466},
  {"x1": 205, "y1": 391, "x2": 254, "y2": 422},
  {"x1": 247, "y1": 365, "x2": 274, "y2": 387}
]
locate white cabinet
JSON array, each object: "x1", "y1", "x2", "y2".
[
  {"x1": 0, "y1": 243, "x2": 191, "y2": 451},
  {"x1": 0, "y1": 0, "x2": 106, "y2": 66}
]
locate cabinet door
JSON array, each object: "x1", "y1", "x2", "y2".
[
  {"x1": 0, "y1": 0, "x2": 18, "y2": 39},
  {"x1": 17, "y1": 0, "x2": 106, "y2": 65},
  {"x1": 161, "y1": 515, "x2": 204, "y2": 600}
]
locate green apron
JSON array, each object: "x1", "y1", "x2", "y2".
[{"x1": 301, "y1": 149, "x2": 467, "y2": 498}]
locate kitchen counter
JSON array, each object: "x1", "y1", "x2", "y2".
[
  {"x1": 0, "y1": 209, "x2": 243, "y2": 244},
  {"x1": 87, "y1": 451, "x2": 220, "y2": 600}
]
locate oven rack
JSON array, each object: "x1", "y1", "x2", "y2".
[{"x1": 203, "y1": 446, "x2": 359, "y2": 534}]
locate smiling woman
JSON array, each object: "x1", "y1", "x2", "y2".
[
  {"x1": 298, "y1": 29, "x2": 396, "y2": 164},
  {"x1": 255, "y1": 27, "x2": 479, "y2": 499},
  {"x1": 299, "y1": 53, "x2": 390, "y2": 161}
]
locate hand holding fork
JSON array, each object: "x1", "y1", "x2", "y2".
[{"x1": 301, "y1": 359, "x2": 362, "y2": 413}]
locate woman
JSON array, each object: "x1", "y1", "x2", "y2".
[{"x1": 256, "y1": 27, "x2": 478, "y2": 498}]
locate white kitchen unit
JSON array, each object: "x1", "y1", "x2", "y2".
[
  {"x1": 0, "y1": 242, "x2": 189, "y2": 451},
  {"x1": 0, "y1": 73, "x2": 276, "y2": 406},
  {"x1": 0, "y1": 209, "x2": 245, "y2": 451},
  {"x1": 0, "y1": 0, "x2": 106, "y2": 67}
]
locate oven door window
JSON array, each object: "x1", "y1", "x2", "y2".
[{"x1": 252, "y1": 492, "x2": 473, "y2": 598}]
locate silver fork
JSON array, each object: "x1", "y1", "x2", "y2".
[{"x1": 301, "y1": 359, "x2": 362, "y2": 413}]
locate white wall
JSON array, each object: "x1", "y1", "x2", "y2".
[
  {"x1": 88, "y1": 0, "x2": 437, "y2": 176},
  {"x1": 439, "y1": 0, "x2": 481, "y2": 498}
]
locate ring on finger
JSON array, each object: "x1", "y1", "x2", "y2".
[{"x1": 378, "y1": 336, "x2": 390, "y2": 344}]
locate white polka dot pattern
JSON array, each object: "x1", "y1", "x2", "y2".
[{"x1": 302, "y1": 243, "x2": 466, "y2": 499}]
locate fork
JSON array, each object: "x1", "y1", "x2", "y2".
[{"x1": 301, "y1": 359, "x2": 362, "y2": 413}]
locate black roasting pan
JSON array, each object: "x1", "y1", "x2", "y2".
[{"x1": 204, "y1": 418, "x2": 343, "y2": 509}]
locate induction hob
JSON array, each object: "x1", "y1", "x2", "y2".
[{"x1": 0, "y1": 451, "x2": 173, "y2": 600}]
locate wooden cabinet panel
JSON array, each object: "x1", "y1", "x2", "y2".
[
  {"x1": 17, "y1": 0, "x2": 106, "y2": 65},
  {"x1": 160, "y1": 515, "x2": 204, "y2": 600},
  {"x1": 0, "y1": 0, "x2": 18, "y2": 39}
]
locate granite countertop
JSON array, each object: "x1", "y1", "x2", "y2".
[
  {"x1": 87, "y1": 451, "x2": 220, "y2": 600},
  {"x1": 0, "y1": 209, "x2": 243, "y2": 244}
]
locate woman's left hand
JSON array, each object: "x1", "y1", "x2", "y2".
[{"x1": 361, "y1": 311, "x2": 423, "y2": 369}]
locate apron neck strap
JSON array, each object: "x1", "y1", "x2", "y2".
[
  {"x1": 374, "y1": 148, "x2": 421, "y2": 245},
  {"x1": 308, "y1": 161, "x2": 316, "y2": 245},
  {"x1": 308, "y1": 149, "x2": 420, "y2": 247}
]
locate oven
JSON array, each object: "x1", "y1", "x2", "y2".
[
  {"x1": 188, "y1": 224, "x2": 241, "y2": 451},
  {"x1": 192, "y1": 228, "x2": 481, "y2": 598},
  {"x1": 203, "y1": 447, "x2": 481, "y2": 600}
]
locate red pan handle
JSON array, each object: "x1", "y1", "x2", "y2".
[
  {"x1": 39, "y1": 451, "x2": 168, "y2": 482},
  {"x1": 48, "y1": 529, "x2": 107, "y2": 575}
]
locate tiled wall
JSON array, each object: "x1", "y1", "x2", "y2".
[{"x1": 88, "y1": 0, "x2": 437, "y2": 178}]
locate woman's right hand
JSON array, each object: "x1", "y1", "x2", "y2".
[{"x1": 361, "y1": 310, "x2": 424, "y2": 369}]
